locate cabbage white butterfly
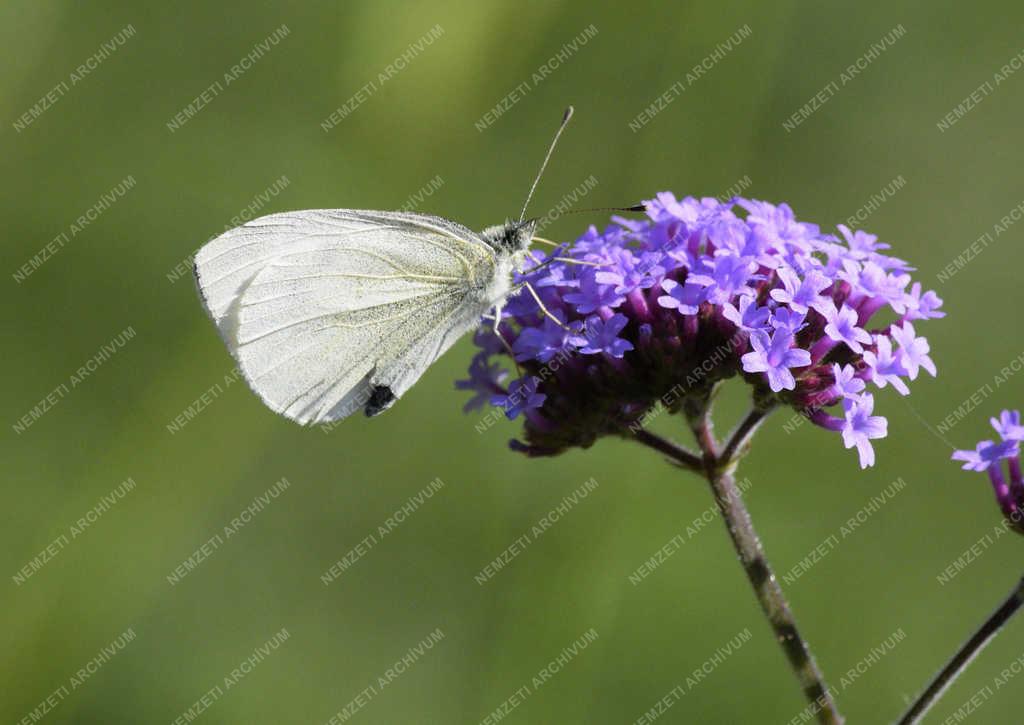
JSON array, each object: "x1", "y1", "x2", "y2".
[{"x1": 194, "y1": 108, "x2": 587, "y2": 425}]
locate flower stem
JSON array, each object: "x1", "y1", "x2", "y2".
[
  {"x1": 631, "y1": 429, "x2": 703, "y2": 473},
  {"x1": 704, "y1": 466, "x2": 843, "y2": 724},
  {"x1": 636, "y1": 401, "x2": 843, "y2": 724},
  {"x1": 896, "y1": 576, "x2": 1024, "y2": 725},
  {"x1": 719, "y1": 405, "x2": 774, "y2": 465},
  {"x1": 684, "y1": 388, "x2": 719, "y2": 463}
]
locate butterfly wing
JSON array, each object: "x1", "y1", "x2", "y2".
[{"x1": 193, "y1": 210, "x2": 497, "y2": 424}]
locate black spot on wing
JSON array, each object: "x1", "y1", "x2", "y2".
[{"x1": 364, "y1": 385, "x2": 397, "y2": 417}]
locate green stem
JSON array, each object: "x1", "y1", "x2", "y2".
[
  {"x1": 895, "y1": 576, "x2": 1024, "y2": 725},
  {"x1": 704, "y1": 466, "x2": 842, "y2": 725},
  {"x1": 684, "y1": 384, "x2": 720, "y2": 463},
  {"x1": 636, "y1": 402, "x2": 843, "y2": 725},
  {"x1": 632, "y1": 429, "x2": 703, "y2": 473},
  {"x1": 719, "y1": 405, "x2": 774, "y2": 466}
]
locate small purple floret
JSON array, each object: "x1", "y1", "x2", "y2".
[
  {"x1": 863, "y1": 336, "x2": 910, "y2": 395},
  {"x1": 950, "y1": 406, "x2": 1024, "y2": 530},
  {"x1": 822, "y1": 301, "x2": 872, "y2": 354},
  {"x1": 841, "y1": 394, "x2": 888, "y2": 469},
  {"x1": 741, "y1": 330, "x2": 811, "y2": 392},
  {"x1": 890, "y1": 322, "x2": 936, "y2": 380},
  {"x1": 491, "y1": 377, "x2": 546, "y2": 420},
  {"x1": 722, "y1": 295, "x2": 771, "y2": 332},
  {"x1": 657, "y1": 278, "x2": 706, "y2": 315},
  {"x1": 952, "y1": 440, "x2": 1019, "y2": 471},
  {"x1": 579, "y1": 314, "x2": 634, "y2": 358},
  {"x1": 832, "y1": 363, "x2": 866, "y2": 400},
  {"x1": 992, "y1": 410, "x2": 1024, "y2": 442}
]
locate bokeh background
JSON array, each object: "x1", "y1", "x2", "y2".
[{"x1": 5, "y1": 1, "x2": 1024, "y2": 722}]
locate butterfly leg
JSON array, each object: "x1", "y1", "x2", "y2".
[
  {"x1": 514, "y1": 250, "x2": 604, "y2": 295},
  {"x1": 521, "y1": 281, "x2": 575, "y2": 332},
  {"x1": 523, "y1": 248, "x2": 605, "y2": 271},
  {"x1": 487, "y1": 303, "x2": 525, "y2": 375},
  {"x1": 551, "y1": 256, "x2": 606, "y2": 267}
]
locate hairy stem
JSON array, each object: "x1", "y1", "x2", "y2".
[
  {"x1": 705, "y1": 465, "x2": 843, "y2": 724},
  {"x1": 719, "y1": 405, "x2": 774, "y2": 465},
  {"x1": 684, "y1": 384, "x2": 720, "y2": 464},
  {"x1": 631, "y1": 428, "x2": 703, "y2": 473},
  {"x1": 638, "y1": 401, "x2": 842, "y2": 724},
  {"x1": 896, "y1": 576, "x2": 1024, "y2": 725}
]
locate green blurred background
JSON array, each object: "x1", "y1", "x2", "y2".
[{"x1": 5, "y1": 1, "x2": 1024, "y2": 722}]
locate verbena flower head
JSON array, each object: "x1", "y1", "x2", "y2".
[
  {"x1": 953, "y1": 408, "x2": 1024, "y2": 532},
  {"x1": 456, "y1": 192, "x2": 943, "y2": 467}
]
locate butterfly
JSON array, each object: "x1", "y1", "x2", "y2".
[{"x1": 193, "y1": 107, "x2": 616, "y2": 425}]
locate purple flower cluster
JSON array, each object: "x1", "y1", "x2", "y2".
[
  {"x1": 953, "y1": 410, "x2": 1024, "y2": 529},
  {"x1": 456, "y1": 192, "x2": 943, "y2": 466}
]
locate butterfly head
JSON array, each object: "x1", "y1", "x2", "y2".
[{"x1": 480, "y1": 219, "x2": 538, "y2": 257}]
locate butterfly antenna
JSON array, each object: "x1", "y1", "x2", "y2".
[
  {"x1": 568, "y1": 204, "x2": 646, "y2": 214},
  {"x1": 519, "y1": 106, "x2": 574, "y2": 223}
]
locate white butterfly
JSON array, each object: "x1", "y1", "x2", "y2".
[{"x1": 193, "y1": 109, "x2": 582, "y2": 425}]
